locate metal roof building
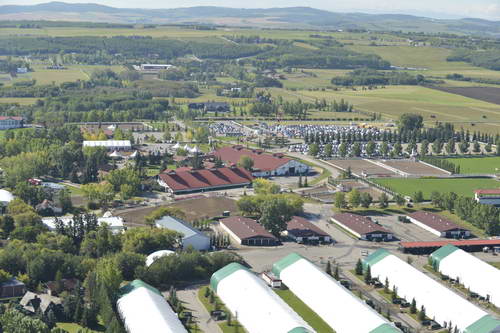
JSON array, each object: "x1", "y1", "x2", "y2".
[
  {"x1": 272, "y1": 253, "x2": 400, "y2": 333},
  {"x1": 406, "y1": 211, "x2": 470, "y2": 238},
  {"x1": 219, "y1": 216, "x2": 278, "y2": 246},
  {"x1": 430, "y1": 245, "x2": 500, "y2": 308},
  {"x1": 117, "y1": 280, "x2": 188, "y2": 333},
  {"x1": 83, "y1": 140, "x2": 131, "y2": 150},
  {"x1": 210, "y1": 263, "x2": 315, "y2": 333},
  {"x1": 155, "y1": 216, "x2": 210, "y2": 251},
  {"x1": 363, "y1": 249, "x2": 500, "y2": 333},
  {"x1": 331, "y1": 213, "x2": 393, "y2": 241}
]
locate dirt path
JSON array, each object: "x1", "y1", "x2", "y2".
[{"x1": 177, "y1": 285, "x2": 222, "y2": 333}]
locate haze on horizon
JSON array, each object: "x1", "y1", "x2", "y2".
[{"x1": 0, "y1": 0, "x2": 500, "y2": 21}]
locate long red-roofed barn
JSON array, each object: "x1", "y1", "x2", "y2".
[
  {"x1": 220, "y1": 216, "x2": 278, "y2": 246},
  {"x1": 474, "y1": 189, "x2": 500, "y2": 206},
  {"x1": 212, "y1": 145, "x2": 309, "y2": 177},
  {"x1": 157, "y1": 166, "x2": 253, "y2": 194},
  {"x1": 406, "y1": 211, "x2": 470, "y2": 238},
  {"x1": 331, "y1": 213, "x2": 394, "y2": 241}
]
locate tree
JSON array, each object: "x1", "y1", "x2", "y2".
[
  {"x1": 378, "y1": 193, "x2": 389, "y2": 209},
  {"x1": 398, "y1": 113, "x2": 423, "y2": 132},
  {"x1": 394, "y1": 195, "x2": 405, "y2": 207},
  {"x1": 333, "y1": 265, "x2": 340, "y2": 280},
  {"x1": 352, "y1": 142, "x2": 361, "y2": 157},
  {"x1": 360, "y1": 193, "x2": 373, "y2": 209},
  {"x1": 80, "y1": 183, "x2": 115, "y2": 209},
  {"x1": 392, "y1": 142, "x2": 402, "y2": 156},
  {"x1": 122, "y1": 228, "x2": 182, "y2": 254},
  {"x1": 459, "y1": 141, "x2": 469, "y2": 154},
  {"x1": 308, "y1": 143, "x2": 319, "y2": 156},
  {"x1": 363, "y1": 265, "x2": 372, "y2": 284},
  {"x1": 366, "y1": 141, "x2": 376, "y2": 156},
  {"x1": 338, "y1": 143, "x2": 347, "y2": 157},
  {"x1": 144, "y1": 207, "x2": 186, "y2": 228},
  {"x1": 418, "y1": 305, "x2": 426, "y2": 322},
  {"x1": 253, "y1": 179, "x2": 280, "y2": 195},
  {"x1": 413, "y1": 190, "x2": 424, "y2": 204},
  {"x1": 334, "y1": 192, "x2": 347, "y2": 210},
  {"x1": 324, "y1": 144, "x2": 333, "y2": 157},
  {"x1": 432, "y1": 139, "x2": 443, "y2": 155},
  {"x1": 485, "y1": 142, "x2": 492, "y2": 153},
  {"x1": 260, "y1": 196, "x2": 293, "y2": 237},
  {"x1": 325, "y1": 261, "x2": 332, "y2": 276},
  {"x1": 348, "y1": 189, "x2": 361, "y2": 209},
  {"x1": 430, "y1": 191, "x2": 442, "y2": 208},
  {"x1": 237, "y1": 155, "x2": 254, "y2": 171},
  {"x1": 379, "y1": 142, "x2": 389, "y2": 157},
  {"x1": 355, "y1": 259, "x2": 363, "y2": 275},
  {"x1": 472, "y1": 141, "x2": 481, "y2": 153},
  {"x1": 410, "y1": 298, "x2": 417, "y2": 314},
  {"x1": 420, "y1": 140, "x2": 429, "y2": 156},
  {"x1": 445, "y1": 139, "x2": 456, "y2": 155}
]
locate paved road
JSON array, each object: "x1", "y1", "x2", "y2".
[{"x1": 176, "y1": 285, "x2": 222, "y2": 333}]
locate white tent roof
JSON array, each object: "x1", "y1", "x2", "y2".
[
  {"x1": 117, "y1": 280, "x2": 187, "y2": 333},
  {"x1": 366, "y1": 250, "x2": 487, "y2": 331},
  {"x1": 107, "y1": 124, "x2": 117, "y2": 130},
  {"x1": 109, "y1": 150, "x2": 122, "y2": 158},
  {"x1": 172, "y1": 143, "x2": 180, "y2": 150},
  {"x1": 190, "y1": 146, "x2": 200, "y2": 154},
  {"x1": 437, "y1": 247, "x2": 500, "y2": 308},
  {"x1": 211, "y1": 263, "x2": 315, "y2": 333},
  {"x1": 130, "y1": 150, "x2": 138, "y2": 158},
  {"x1": 273, "y1": 254, "x2": 399, "y2": 333},
  {"x1": 183, "y1": 144, "x2": 190, "y2": 151},
  {"x1": 83, "y1": 140, "x2": 131, "y2": 148},
  {"x1": 146, "y1": 250, "x2": 175, "y2": 267},
  {"x1": 0, "y1": 189, "x2": 14, "y2": 203}
]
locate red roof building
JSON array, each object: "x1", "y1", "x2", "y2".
[
  {"x1": 474, "y1": 189, "x2": 500, "y2": 206},
  {"x1": 331, "y1": 213, "x2": 394, "y2": 241},
  {"x1": 220, "y1": 216, "x2": 278, "y2": 246},
  {"x1": 286, "y1": 216, "x2": 332, "y2": 243},
  {"x1": 400, "y1": 239, "x2": 500, "y2": 254},
  {"x1": 212, "y1": 145, "x2": 309, "y2": 177},
  {"x1": 157, "y1": 166, "x2": 253, "y2": 194},
  {"x1": 0, "y1": 116, "x2": 23, "y2": 130},
  {"x1": 407, "y1": 211, "x2": 470, "y2": 238}
]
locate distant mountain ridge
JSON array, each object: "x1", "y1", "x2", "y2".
[{"x1": 1, "y1": 1, "x2": 500, "y2": 36}]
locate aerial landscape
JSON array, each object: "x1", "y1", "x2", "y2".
[{"x1": 1, "y1": 0, "x2": 500, "y2": 332}]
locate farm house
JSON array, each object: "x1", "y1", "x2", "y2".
[
  {"x1": 210, "y1": 263, "x2": 315, "y2": 333},
  {"x1": 272, "y1": 253, "x2": 400, "y2": 333},
  {"x1": 363, "y1": 249, "x2": 500, "y2": 333},
  {"x1": 117, "y1": 280, "x2": 187, "y2": 333},
  {"x1": 430, "y1": 245, "x2": 500, "y2": 308}
]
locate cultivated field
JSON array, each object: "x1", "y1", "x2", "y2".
[
  {"x1": 381, "y1": 160, "x2": 450, "y2": 176},
  {"x1": 328, "y1": 159, "x2": 396, "y2": 177},
  {"x1": 431, "y1": 86, "x2": 500, "y2": 106},
  {"x1": 0, "y1": 97, "x2": 39, "y2": 105},
  {"x1": 445, "y1": 156, "x2": 500, "y2": 174},
  {"x1": 373, "y1": 177, "x2": 500, "y2": 199}
]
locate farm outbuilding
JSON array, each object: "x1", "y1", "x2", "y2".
[
  {"x1": 406, "y1": 211, "x2": 470, "y2": 238},
  {"x1": 155, "y1": 216, "x2": 210, "y2": 251},
  {"x1": 286, "y1": 216, "x2": 331, "y2": 244},
  {"x1": 272, "y1": 253, "x2": 400, "y2": 333},
  {"x1": 210, "y1": 263, "x2": 315, "y2": 333},
  {"x1": 220, "y1": 216, "x2": 278, "y2": 246},
  {"x1": 430, "y1": 245, "x2": 500, "y2": 308},
  {"x1": 363, "y1": 249, "x2": 500, "y2": 333},
  {"x1": 117, "y1": 280, "x2": 187, "y2": 333},
  {"x1": 331, "y1": 213, "x2": 393, "y2": 241}
]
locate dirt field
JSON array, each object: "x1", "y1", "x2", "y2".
[
  {"x1": 381, "y1": 160, "x2": 450, "y2": 176},
  {"x1": 328, "y1": 159, "x2": 396, "y2": 177},
  {"x1": 117, "y1": 196, "x2": 239, "y2": 225},
  {"x1": 431, "y1": 86, "x2": 500, "y2": 106}
]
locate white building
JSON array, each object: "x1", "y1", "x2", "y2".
[
  {"x1": 155, "y1": 216, "x2": 210, "y2": 251},
  {"x1": 210, "y1": 263, "x2": 315, "y2": 333},
  {"x1": 145, "y1": 250, "x2": 175, "y2": 267},
  {"x1": 430, "y1": 245, "x2": 500, "y2": 308},
  {"x1": 117, "y1": 280, "x2": 187, "y2": 333},
  {"x1": 0, "y1": 189, "x2": 14, "y2": 206},
  {"x1": 273, "y1": 253, "x2": 400, "y2": 333},
  {"x1": 83, "y1": 140, "x2": 131, "y2": 151},
  {"x1": 42, "y1": 216, "x2": 125, "y2": 234},
  {"x1": 363, "y1": 249, "x2": 500, "y2": 332}
]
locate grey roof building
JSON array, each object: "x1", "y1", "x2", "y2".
[{"x1": 155, "y1": 216, "x2": 210, "y2": 251}]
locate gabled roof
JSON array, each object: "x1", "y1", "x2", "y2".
[
  {"x1": 158, "y1": 166, "x2": 253, "y2": 192},
  {"x1": 408, "y1": 211, "x2": 468, "y2": 233},
  {"x1": 332, "y1": 213, "x2": 391, "y2": 235},
  {"x1": 155, "y1": 215, "x2": 207, "y2": 240},
  {"x1": 287, "y1": 216, "x2": 329, "y2": 238},
  {"x1": 475, "y1": 189, "x2": 500, "y2": 195},
  {"x1": 0, "y1": 116, "x2": 23, "y2": 121},
  {"x1": 213, "y1": 146, "x2": 292, "y2": 171},
  {"x1": 220, "y1": 216, "x2": 277, "y2": 241}
]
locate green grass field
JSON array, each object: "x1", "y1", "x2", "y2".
[
  {"x1": 274, "y1": 289, "x2": 335, "y2": 333},
  {"x1": 56, "y1": 322, "x2": 103, "y2": 333},
  {"x1": 0, "y1": 97, "x2": 39, "y2": 105},
  {"x1": 444, "y1": 157, "x2": 500, "y2": 174},
  {"x1": 373, "y1": 177, "x2": 500, "y2": 199}
]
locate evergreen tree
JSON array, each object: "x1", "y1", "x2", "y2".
[
  {"x1": 325, "y1": 261, "x2": 332, "y2": 276},
  {"x1": 410, "y1": 298, "x2": 417, "y2": 314},
  {"x1": 355, "y1": 259, "x2": 363, "y2": 275},
  {"x1": 363, "y1": 266, "x2": 372, "y2": 284},
  {"x1": 333, "y1": 265, "x2": 340, "y2": 281}
]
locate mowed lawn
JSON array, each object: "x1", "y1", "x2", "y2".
[
  {"x1": 373, "y1": 177, "x2": 500, "y2": 199},
  {"x1": 445, "y1": 156, "x2": 500, "y2": 174},
  {"x1": 274, "y1": 289, "x2": 335, "y2": 333}
]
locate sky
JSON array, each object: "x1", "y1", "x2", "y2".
[{"x1": 1, "y1": 0, "x2": 500, "y2": 20}]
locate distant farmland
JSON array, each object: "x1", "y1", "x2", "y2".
[
  {"x1": 431, "y1": 86, "x2": 500, "y2": 106},
  {"x1": 373, "y1": 177, "x2": 500, "y2": 200}
]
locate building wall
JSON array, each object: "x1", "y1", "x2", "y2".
[
  {"x1": 220, "y1": 222, "x2": 243, "y2": 244},
  {"x1": 182, "y1": 234, "x2": 210, "y2": 251},
  {"x1": 0, "y1": 119, "x2": 22, "y2": 130},
  {"x1": 252, "y1": 159, "x2": 310, "y2": 177},
  {"x1": 476, "y1": 197, "x2": 500, "y2": 206}
]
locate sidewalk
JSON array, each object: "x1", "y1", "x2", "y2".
[{"x1": 176, "y1": 285, "x2": 222, "y2": 333}]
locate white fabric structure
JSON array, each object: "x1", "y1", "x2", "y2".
[
  {"x1": 117, "y1": 280, "x2": 187, "y2": 333},
  {"x1": 146, "y1": 250, "x2": 175, "y2": 267},
  {"x1": 190, "y1": 146, "x2": 199, "y2": 154},
  {"x1": 109, "y1": 150, "x2": 122, "y2": 158},
  {"x1": 129, "y1": 150, "x2": 138, "y2": 158},
  {"x1": 272, "y1": 253, "x2": 400, "y2": 333},
  {"x1": 83, "y1": 140, "x2": 131, "y2": 150},
  {"x1": 172, "y1": 143, "x2": 180, "y2": 150},
  {"x1": 364, "y1": 250, "x2": 490, "y2": 332},
  {"x1": 0, "y1": 189, "x2": 14, "y2": 204},
  {"x1": 107, "y1": 124, "x2": 117, "y2": 130},
  {"x1": 432, "y1": 245, "x2": 500, "y2": 308},
  {"x1": 211, "y1": 263, "x2": 315, "y2": 333},
  {"x1": 183, "y1": 144, "x2": 190, "y2": 151},
  {"x1": 42, "y1": 216, "x2": 125, "y2": 234}
]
